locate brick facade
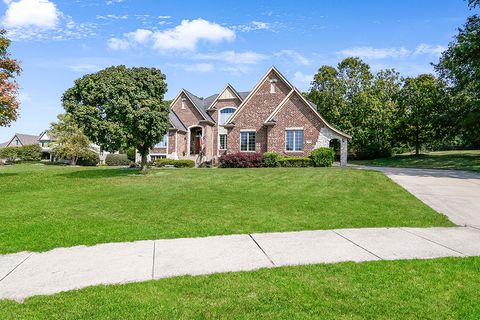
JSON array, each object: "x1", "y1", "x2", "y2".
[{"x1": 146, "y1": 66, "x2": 351, "y2": 165}]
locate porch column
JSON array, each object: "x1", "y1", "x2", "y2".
[{"x1": 340, "y1": 138, "x2": 348, "y2": 167}]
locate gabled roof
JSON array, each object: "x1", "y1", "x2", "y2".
[
  {"x1": 6, "y1": 133, "x2": 40, "y2": 147},
  {"x1": 0, "y1": 141, "x2": 8, "y2": 147},
  {"x1": 168, "y1": 110, "x2": 187, "y2": 132},
  {"x1": 265, "y1": 88, "x2": 352, "y2": 139},
  {"x1": 227, "y1": 66, "x2": 294, "y2": 124},
  {"x1": 206, "y1": 83, "x2": 244, "y2": 110},
  {"x1": 182, "y1": 89, "x2": 215, "y2": 122}
]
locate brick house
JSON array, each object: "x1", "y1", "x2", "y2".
[{"x1": 142, "y1": 66, "x2": 351, "y2": 165}]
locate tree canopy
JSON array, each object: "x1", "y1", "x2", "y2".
[
  {"x1": 0, "y1": 29, "x2": 21, "y2": 127},
  {"x1": 62, "y1": 65, "x2": 169, "y2": 169}
]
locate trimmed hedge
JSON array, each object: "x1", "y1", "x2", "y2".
[
  {"x1": 310, "y1": 147, "x2": 335, "y2": 167},
  {"x1": 278, "y1": 157, "x2": 312, "y2": 167},
  {"x1": 156, "y1": 159, "x2": 195, "y2": 168},
  {"x1": 262, "y1": 152, "x2": 280, "y2": 167},
  {"x1": 77, "y1": 150, "x2": 100, "y2": 166},
  {"x1": 105, "y1": 154, "x2": 130, "y2": 166},
  {"x1": 219, "y1": 152, "x2": 263, "y2": 168},
  {"x1": 0, "y1": 145, "x2": 41, "y2": 161}
]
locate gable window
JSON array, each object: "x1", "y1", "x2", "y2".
[
  {"x1": 219, "y1": 107, "x2": 236, "y2": 125},
  {"x1": 15, "y1": 139, "x2": 21, "y2": 146},
  {"x1": 270, "y1": 78, "x2": 278, "y2": 93},
  {"x1": 181, "y1": 98, "x2": 186, "y2": 109},
  {"x1": 219, "y1": 134, "x2": 227, "y2": 150},
  {"x1": 240, "y1": 131, "x2": 256, "y2": 152},
  {"x1": 155, "y1": 134, "x2": 168, "y2": 148},
  {"x1": 286, "y1": 129, "x2": 303, "y2": 151}
]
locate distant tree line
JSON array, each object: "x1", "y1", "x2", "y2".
[{"x1": 306, "y1": 0, "x2": 480, "y2": 159}]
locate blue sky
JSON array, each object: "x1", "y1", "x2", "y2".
[{"x1": 0, "y1": 0, "x2": 474, "y2": 142}]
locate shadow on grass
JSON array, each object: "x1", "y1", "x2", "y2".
[
  {"x1": 58, "y1": 168, "x2": 139, "y2": 179},
  {"x1": 0, "y1": 172, "x2": 19, "y2": 178}
]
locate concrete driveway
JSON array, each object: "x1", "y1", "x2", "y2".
[{"x1": 361, "y1": 167, "x2": 480, "y2": 227}]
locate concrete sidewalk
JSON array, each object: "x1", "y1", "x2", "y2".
[
  {"x1": 2, "y1": 226, "x2": 480, "y2": 301},
  {"x1": 359, "y1": 167, "x2": 480, "y2": 227}
]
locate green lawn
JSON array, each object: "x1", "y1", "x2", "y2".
[
  {"x1": 352, "y1": 150, "x2": 480, "y2": 172},
  {"x1": 1, "y1": 257, "x2": 480, "y2": 319},
  {"x1": 0, "y1": 164, "x2": 452, "y2": 254}
]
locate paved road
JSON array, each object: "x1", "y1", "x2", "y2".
[
  {"x1": 2, "y1": 226, "x2": 480, "y2": 301},
  {"x1": 360, "y1": 167, "x2": 480, "y2": 227}
]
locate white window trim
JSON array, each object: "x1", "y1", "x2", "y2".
[
  {"x1": 218, "y1": 133, "x2": 227, "y2": 150},
  {"x1": 285, "y1": 129, "x2": 304, "y2": 152},
  {"x1": 218, "y1": 106, "x2": 237, "y2": 126},
  {"x1": 155, "y1": 133, "x2": 169, "y2": 149},
  {"x1": 240, "y1": 130, "x2": 256, "y2": 152}
]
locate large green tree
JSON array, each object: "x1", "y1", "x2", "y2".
[
  {"x1": 62, "y1": 66, "x2": 169, "y2": 170},
  {"x1": 395, "y1": 74, "x2": 449, "y2": 155},
  {"x1": 0, "y1": 29, "x2": 21, "y2": 127},
  {"x1": 307, "y1": 57, "x2": 401, "y2": 158},
  {"x1": 435, "y1": 3, "x2": 480, "y2": 148}
]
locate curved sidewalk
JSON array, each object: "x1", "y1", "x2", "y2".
[{"x1": 2, "y1": 226, "x2": 480, "y2": 302}]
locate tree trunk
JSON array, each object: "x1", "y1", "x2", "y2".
[
  {"x1": 415, "y1": 124, "x2": 420, "y2": 155},
  {"x1": 141, "y1": 153, "x2": 147, "y2": 171}
]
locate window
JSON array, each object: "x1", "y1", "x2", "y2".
[
  {"x1": 286, "y1": 129, "x2": 303, "y2": 151},
  {"x1": 219, "y1": 134, "x2": 227, "y2": 150},
  {"x1": 151, "y1": 155, "x2": 166, "y2": 161},
  {"x1": 270, "y1": 78, "x2": 277, "y2": 93},
  {"x1": 240, "y1": 131, "x2": 256, "y2": 152},
  {"x1": 15, "y1": 139, "x2": 20, "y2": 146},
  {"x1": 219, "y1": 107, "x2": 236, "y2": 125},
  {"x1": 181, "y1": 98, "x2": 186, "y2": 109},
  {"x1": 155, "y1": 134, "x2": 168, "y2": 148}
]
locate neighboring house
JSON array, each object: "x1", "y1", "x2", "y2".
[
  {"x1": 140, "y1": 66, "x2": 351, "y2": 165},
  {"x1": 1, "y1": 131, "x2": 109, "y2": 163}
]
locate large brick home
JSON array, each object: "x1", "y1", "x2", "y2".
[{"x1": 141, "y1": 66, "x2": 351, "y2": 165}]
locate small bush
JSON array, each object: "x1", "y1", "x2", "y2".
[
  {"x1": 0, "y1": 145, "x2": 41, "y2": 161},
  {"x1": 278, "y1": 157, "x2": 312, "y2": 167},
  {"x1": 77, "y1": 150, "x2": 100, "y2": 166},
  {"x1": 105, "y1": 154, "x2": 130, "y2": 166},
  {"x1": 262, "y1": 152, "x2": 280, "y2": 167},
  {"x1": 126, "y1": 148, "x2": 136, "y2": 161},
  {"x1": 156, "y1": 158, "x2": 195, "y2": 168},
  {"x1": 219, "y1": 152, "x2": 263, "y2": 168},
  {"x1": 310, "y1": 148, "x2": 335, "y2": 167}
]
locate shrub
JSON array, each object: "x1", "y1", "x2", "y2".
[
  {"x1": 77, "y1": 150, "x2": 100, "y2": 166},
  {"x1": 219, "y1": 152, "x2": 263, "y2": 168},
  {"x1": 0, "y1": 145, "x2": 41, "y2": 161},
  {"x1": 278, "y1": 157, "x2": 312, "y2": 167},
  {"x1": 126, "y1": 148, "x2": 136, "y2": 161},
  {"x1": 310, "y1": 148, "x2": 335, "y2": 167},
  {"x1": 262, "y1": 152, "x2": 280, "y2": 167},
  {"x1": 156, "y1": 158, "x2": 195, "y2": 168},
  {"x1": 105, "y1": 154, "x2": 130, "y2": 166}
]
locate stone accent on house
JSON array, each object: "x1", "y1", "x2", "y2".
[{"x1": 315, "y1": 127, "x2": 348, "y2": 166}]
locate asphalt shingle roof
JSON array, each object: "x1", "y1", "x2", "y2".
[{"x1": 169, "y1": 111, "x2": 187, "y2": 132}]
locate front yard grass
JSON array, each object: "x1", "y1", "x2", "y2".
[
  {"x1": 1, "y1": 257, "x2": 479, "y2": 319},
  {"x1": 0, "y1": 164, "x2": 452, "y2": 254},
  {"x1": 352, "y1": 150, "x2": 480, "y2": 172}
]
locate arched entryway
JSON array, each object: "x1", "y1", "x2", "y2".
[
  {"x1": 188, "y1": 126, "x2": 204, "y2": 156},
  {"x1": 329, "y1": 138, "x2": 341, "y2": 162}
]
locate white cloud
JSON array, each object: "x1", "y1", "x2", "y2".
[
  {"x1": 3, "y1": 0, "x2": 59, "y2": 28},
  {"x1": 158, "y1": 15, "x2": 171, "y2": 19},
  {"x1": 275, "y1": 50, "x2": 310, "y2": 65},
  {"x1": 96, "y1": 14, "x2": 128, "y2": 20},
  {"x1": 336, "y1": 46, "x2": 411, "y2": 59},
  {"x1": 183, "y1": 63, "x2": 214, "y2": 73},
  {"x1": 220, "y1": 65, "x2": 253, "y2": 76},
  {"x1": 67, "y1": 64, "x2": 102, "y2": 73},
  {"x1": 107, "y1": 19, "x2": 235, "y2": 52},
  {"x1": 293, "y1": 71, "x2": 313, "y2": 87},
  {"x1": 233, "y1": 21, "x2": 280, "y2": 32},
  {"x1": 193, "y1": 51, "x2": 268, "y2": 65},
  {"x1": 414, "y1": 43, "x2": 446, "y2": 56},
  {"x1": 152, "y1": 18, "x2": 235, "y2": 51},
  {"x1": 106, "y1": 0, "x2": 124, "y2": 5},
  {"x1": 125, "y1": 28, "x2": 152, "y2": 43},
  {"x1": 107, "y1": 37, "x2": 130, "y2": 50}
]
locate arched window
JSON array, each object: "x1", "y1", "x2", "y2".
[{"x1": 219, "y1": 107, "x2": 236, "y2": 125}]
